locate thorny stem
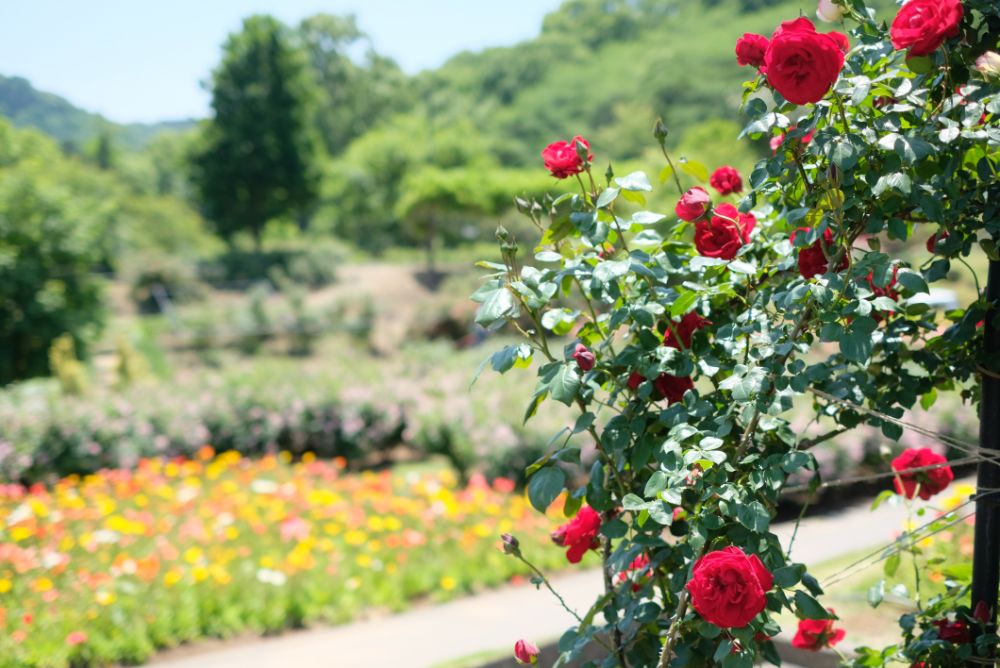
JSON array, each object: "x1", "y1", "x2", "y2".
[
  {"x1": 514, "y1": 552, "x2": 619, "y2": 657},
  {"x1": 656, "y1": 588, "x2": 690, "y2": 668},
  {"x1": 602, "y1": 525, "x2": 629, "y2": 668}
]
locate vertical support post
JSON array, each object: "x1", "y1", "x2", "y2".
[{"x1": 971, "y1": 259, "x2": 1000, "y2": 666}]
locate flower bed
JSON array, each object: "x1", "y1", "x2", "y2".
[{"x1": 0, "y1": 450, "x2": 568, "y2": 668}]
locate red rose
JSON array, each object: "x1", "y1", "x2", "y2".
[
  {"x1": 572, "y1": 343, "x2": 595, "y2": 371},
  {"x1": 866, "y1": 266, "x2": 900, "y2": 300},
  {"x1": 770, "y1": 126, "x2": 815, "y2": 154},
  {"x1": 892, "y1": 447, "x2": 953, "y2": 500},
  {"x1": 934, "y1": 618, "x2": 971, "y2": 644},
  {"x1": 664, "y1": 312, "x2": 711, "y2": 349},
  {"x1": 764, "y1": 17, "x2": 847, "y2": 105},
  {"x1": 736, "y1": 33, "x2": 769, "y2": 69},
  {"x1": 615, "y1": 553, "x2": 651, "y2": 592},
  {"x1": 551, "y1": 505, "x2": 601, "y2": 563},
  {"x1": 927, "y1": 230, "x2": 949, "y2": 253},
  {"x1": 686, "y1": 546, "x2": 774, "y2": 628},
  {"x1": 653, "y1": 374, "x2": 694, "y2": 405},
  {"x1": 710, "y1": 166, "x2": 744, "y2": 195},
  {"x1": 514, "y1": 639, "x2": 540, "y2": 665},
  {"x1": 890, "y1": 0, "x2": 963, "y2": 56},
  {"x1": 792, "y1": 613, "x2": 846, "y2": 651},
  {"x1": 628, "y1": 372, "x2": 694, "y2": 404},
  {"x1": 675, "y1": 186, "x2": 711, "y2": 221},
  {"x1": 542, "y1": 136, "x2": 592, "y2": 179},
  {"x1": 793, "y1": 227, "x2": 849, "y2": 279},
  {"x1": 695, "y1": 203, "x2": 756, "y2": 261}
]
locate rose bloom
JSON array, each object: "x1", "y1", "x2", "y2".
[
  {"x1": 770, "y1": 126, "x2": 815, "y2": 154},
  {"x1": 735, "y1": 33, "x2": 769, "y2": 69},
  {"x1": 695, "y1": 204, "x2": 756, "y2": 261},
  {"x1": 764, "y1": 17, "x2": 848, "y2": 105},
  {"x1": 792, "y1": 614, "x2": 846, "y2": 651},
  {"x1": 513, "y1": 639, "x2": 540, "y2": 665},
  {"x1": 927, "y1": 230, "x2": 949, "y2": 253},
  {"x1": 686, "y1": 546, "x2": 774, "y2": 628},
  {"x1": 541, "y1": 136, "x2": 592, "y2": 179},
  {"x1": 663, "y1": 311, "x2": 711, "y2": 350},
  {"x1": 816, "y1": 0, "x2": 845, "y2": 22},
  {"x1": 793, "y1": 227, "x2": 849, "y2": 279},
  {"x1": 865, "y1": 266, "x2": 900, "y2": 300},
  {"x1": 934, "y1": 618, "x2": 971, "y2": 644},
  {"x1": 615, "y1": 553, "x2": 651, "y2": 592},
  {"x1": 551, "y1": 505, "x2": 601, "y2": 563},
  {"x1": 890, "y1": 0, "x2": 963, "y2": 56},
  {"x1": 653, "y1": 374, "x2": 695, "y2": 405},
  {"x1": 628, "y1": 372, "x2": 694, "y2": 405},
  {"x1": 675, "y1": 186, "x2": 711, "y2": 221},
  {"x1": 892, "y1": 447, "x2": 954, "y2": 500},
  {"x1": 710, "y1": 166, "x2": 743, "y2": 195},
  {"x1": 572, "y1": 343, "x2": 595, "y2": 371},
  {"x1": 977, "y1": 51, "x2": 1000, "y2": 81}
]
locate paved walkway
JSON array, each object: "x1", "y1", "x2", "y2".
[{"x1": 148, "y1": 493, "x2": 918, "y2": 668}]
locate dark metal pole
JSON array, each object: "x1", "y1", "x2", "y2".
[{"x1": 971, "y1": 259, "x2": 1000, "y2": 666}]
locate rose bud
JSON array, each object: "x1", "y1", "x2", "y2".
[
  {"x1": 977, "y1": 51, "x2": 1000, "y2": 82},
  {"x1": 500, "y1": 533, "x2": 520, "y2": 556},
  {"x1": 975, "y1": 600, "x2": 992, "y2": 623},
  {"x1": 735, "y1": 33, "x2": 769, "y2": 69},
  {"x1": 572, "y1": 343, "x2": 595, "y2": 371},
  {"x1": 816, "y1": 0, "x2": 845, "y2": 22},
  {"x1": 675, "y1": 186, "x2": 711, "y2": 221},
  {"x1": 514, "y1": 639, "x2": 540, "y2": 665}
]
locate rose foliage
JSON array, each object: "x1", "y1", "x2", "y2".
[{"x1": 474, "y1": 1, "x2": 999, "y2": 666}]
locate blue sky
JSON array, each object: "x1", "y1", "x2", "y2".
[{"x1": 0, "y1": 0, "x2": 564, "y2": 124}]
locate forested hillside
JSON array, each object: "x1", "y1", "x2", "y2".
[{"x1": 0, "y1": 75, "x2": 194, "y2": 151}]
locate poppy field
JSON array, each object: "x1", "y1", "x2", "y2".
[{"x1": 0, "y1": 449, "x2": 569, "y2": 668}]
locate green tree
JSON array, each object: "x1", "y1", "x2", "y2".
[
  {"x1": 0, "y1": 120, "x2": 106, "y2": 384},
  {"x1": 298, "y1": 14, "x2": 412, "y2": 156},
  {"x1": 192, "y1": 15, "x2": 321, "y2": 251}
]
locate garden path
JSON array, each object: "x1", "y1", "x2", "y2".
[{"x1": 147, "y1": 493, "x2": 918, "y2": 668}]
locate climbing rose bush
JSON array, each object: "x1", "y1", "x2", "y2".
[{"x1": 478, "y1": 0, "x2": 999, "y2": 666}]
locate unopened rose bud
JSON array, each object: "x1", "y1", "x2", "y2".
[
  {"x1": 653, "y1": 119, "x2": 669, "y2": 144},
  {"x1": 514, "y1": 639, "x2": 540, "y2": 665},
  {"x1": 496, "y1": 225, "x2": 510, "y2": 242},
  {"x1": 816, "y1": 0, "x2": 844, "y2": 22},
  {"x1": 675, "y1": 186, "x2": 711, "y2": 222},
  {"x1": 572, "y1": 343, "x2": 595, "y2": 372},
  {"x1": 514, "y1": 197, "x2": 530, "y2": 214},
  {"x1": 974, "y1": 600, "x2": 992, "y2": 623},
  {"x1": 976, "y1": 51, "x2": 1000, "y2": 82},
  {"x1": 501, "y1": 533, "x2": 520, "y2": 556}
]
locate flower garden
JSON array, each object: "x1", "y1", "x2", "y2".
[{"x1": 0, "y1": 450, "x2": 566, "y2": 668}]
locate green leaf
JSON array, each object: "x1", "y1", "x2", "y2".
[
  {"x1": 644, "y1": 472, "x2": 668, "y2": 497},
  {"x1": 596, "y1": 187, "x2": 620, "y2": 209},
  {"x1": 527, "y1": 466, "x2": 566, "y2": 512},
  {"x1": 736, "y1": 501, "x2": 770, "y2": 533},
  {"x1": 670, "y1": 291, "x2": 697, "y2": 318},
  {"x1": 896, "y1": 270, "x2": 928, "y2": 295},
  {"x1": 623, "y1": 494, "x2": 648, "y2": 511},
  {"x1": 773, "y1": 564, "x2": 806, "y2": 588},
  {"x1": 794, "y1": 591, "x2": 834, "y2": 619},
  {"x1": 873, "y1": 172, "x2": 912, "y2": 196},
  {"x1": 472, "y1": 283, "x2": 517, "y2": 327},
  {"x1": 870, "y1": 489, "x2": 895, "y2": 511},
  {"x1": 536, "y1": 363, "x2": 581, "y2": 407},
  {"x1": 884, "y1": 552, "x2": 901, "y2": 577},
  {"x1": 840, "y1": 317, "x2": 876, "y2": 364},
  {"x1": 868, "y1": 579, "x2": 885, "y2": 608},
  {"x1": 658, "y1": 165, "x2": 674, "y2": 184},
  {"x1": 615, "y1": 171, "x2": 652, "y2": 192},
  {"x1": 679, "y1": 159, "x2": 709, "y2": 182},
  {"x1": 829, "y1": 137, "x2": 860, "y2": 170}
]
